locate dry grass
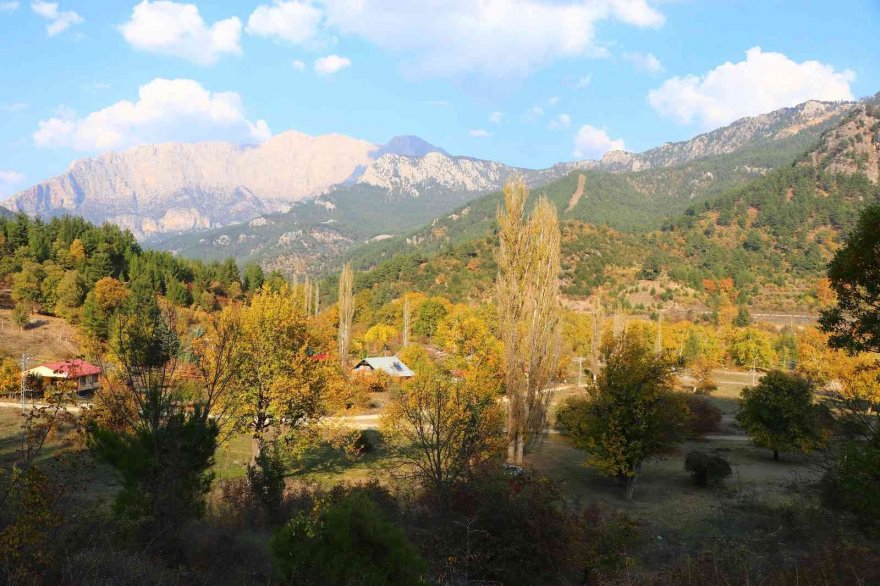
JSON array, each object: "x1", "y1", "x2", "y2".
[{"x1": 0, "y1": 307, "x2": 81, "y2": 362}]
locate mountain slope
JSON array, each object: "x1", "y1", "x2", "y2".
[
  {"x1": 342, "y1": 103, "x2": 880, "y2": 311},
  {"x1": 151, "y1": 98, "x2": 860, "y2": 273}
]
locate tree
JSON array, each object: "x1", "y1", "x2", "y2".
[
  {"x1": 556, "y1": 333, "x2": 689, "y2": 500},
  {"x1": 736, "y1": 370, "x2": 829, "y2": 461},
  {"x1": 270, "y1": 492, "x2": 426, "y2": 586},
  {"x1": 233, "y1": 287, "x2": 342, "y2": 464},
  {"x1": 87, "y1": 287, "x2": 218, "y2": 534},
  {"x1": 11, "y1": 302, "x2": 29, "y2": 331},
  {"x1": 338, "y1": 263, "x2": 354, "y2": 367},
  {"x1": 496, "y1": 178, "x2": 561, "y2": 465},
  {"x1": 412, "y1": 296, "x2": 449, "y2": 338},
  {"x1": 728, "y1": 327, "x2": 776, "y2": 369},
  {"x1": 242, "y1": 262, "x2": 265, "y2": 292},
  {"x1": 381, "y1": 364, "x2": 505, "y2": 506},
  {"x1": 364, "y1": 323, "x2": 397, "y2": 353},
  {"x1": 820, "y1": 203, "x2": 880, "y2": 354}
]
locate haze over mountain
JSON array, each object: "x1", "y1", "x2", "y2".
[{"x1": 3, "y1": 98, "x2": 856, "y2": 245}]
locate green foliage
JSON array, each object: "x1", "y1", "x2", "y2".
[
  {"x1": 737, "y1": 370, "x2": 830, "y2": 460},
  {"x1": 556, "y1": 333, "x2": 689, "y2": 500},
  {"x1": 412, "y1": 297, "x2": 448, "y2": 338},
  {"x1": 820, "y1": 203, "x2": 880, "y2": 354},
  {"x1": 270, "y1": 492, "x2": 426, "y2": 586},
  {"x1": 10, "y1": 302, "x2": 29, "y2": 330},
  {"x1": 246, "y1": 441, "x2": 287, "y2": 521},
  {"x1": 822, "y1": 428, "x2": 880, "y2": 530},
  {"x1": 88, "y1": 408, "x2": 218, "y2": 530},
  {"x1": 684, "y1": 450, "x2": 732, "y2": 487}
]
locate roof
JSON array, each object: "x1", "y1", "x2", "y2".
[
  {"x1": 29, "y1": 359, "x2": 102, "y2": 379},
  {"x1": 353, "y1": 356, "x2": 415, "y2": 377}
]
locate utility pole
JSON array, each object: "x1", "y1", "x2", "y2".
[{"x1": 20, "y1": 354, "x2": 32, "y2": 411}]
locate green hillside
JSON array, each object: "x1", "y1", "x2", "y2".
[{"x1": 339, "y1": 105, "x2": 880, "y2": 310}]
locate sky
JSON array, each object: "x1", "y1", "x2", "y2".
[{"x1": 1, "y1": 0, "x2": 880, "y2": 198}]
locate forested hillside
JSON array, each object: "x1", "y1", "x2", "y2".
[{"x1": 340, "y1": 104, "x2": 880, "y2": 311}]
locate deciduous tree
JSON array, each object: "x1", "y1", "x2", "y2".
[{"x1": 737, "y1": 370, "x2": 829, "y2": 461}]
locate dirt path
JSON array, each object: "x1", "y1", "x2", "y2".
[{"x1": 565, "y1": 174, "x2": 586, "y2": 212}]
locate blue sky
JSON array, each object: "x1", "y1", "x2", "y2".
[{"x1": 2, "y1": 0, "x2": 880, "y2": 197}]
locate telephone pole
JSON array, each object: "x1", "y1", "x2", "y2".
[{"x1": 20, "y1": 354, "x2": 32, "y2": 411}]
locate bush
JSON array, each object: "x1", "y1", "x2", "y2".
[
  {"x1": 270, "y1": 491, "x2": 426, "y2": 586},
  {"x1": 685, "y1": 450, "x2": 732, "y2": 487},
  {"x1": 821, "y1": 432, "x2": 880, "y2": 531},
  {"x1": 427, "y1": 469, "x2": 587, "y2": 585},
  {"x1": 246, "y1": 442, "x2": 287, "y2": 521},
  {"x1": 355, "y1": 429, "x2": 383, "y2": 454},
  {"x1": 685, "y1": 395, "x2": 722, "y2": 437}
]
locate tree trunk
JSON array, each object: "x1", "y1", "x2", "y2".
[
  {"x1": 773, "y1": 449, "x2": 779, "y2": 461},
  {"x1": 515, "y1": 433, "x2": 525, "y2": 466},
  {"x1": 624, "y1": 462, "x2": 642, "y2": 501}
]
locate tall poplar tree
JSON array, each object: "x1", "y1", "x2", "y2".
[
  {"x1": 337, "y1": 263, "x2": 354, "y2": 368},
  {"x1": 496, "y1": 178, "x2": 561, "y2": 465}
]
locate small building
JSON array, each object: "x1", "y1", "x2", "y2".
[
  {"x1": 27, "y1": 359, "x2": 102, "y2": 394},
  {"x1": 352, "y1": 356, "x2": 415, "y2": 378}
]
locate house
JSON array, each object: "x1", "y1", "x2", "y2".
[
  {"x1": 352, "y1": 356, "x2": 415, "y2": 378},
  {"x1": 27, "y1": 359, "x2": 102, "y2": 394}
]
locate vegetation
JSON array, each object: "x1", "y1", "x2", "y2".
[
  {"x1": 557, "y1": 332, "x2": 690, "y2": 500},
  {"x1": 737, "y1": 370, "x2": 830, "y2": 460},
  {"x1": 684, "y1": 450, "x2": 732, "y2": 487}
]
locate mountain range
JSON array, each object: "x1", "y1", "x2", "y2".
[{"x1": 1, "y1": 97, "x2": 865, "y2": 277}]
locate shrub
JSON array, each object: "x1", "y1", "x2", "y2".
[
  {"x1": 685, "y1": 450, "x2": 732, "y2": 487},
  {"x1": 270, "y1": 492, "x2": 426, "y2": 586},
  {"x1": 246, "y1": 442, "x2": 287, "y2": 521},
  {"x1": 426, "y1": 469, "x2": 587, "y2": 586},
  {"x1": 685, "y1": 395, "x2": 722, "y2": 437},
  {"x1": 355, "y1": 429, "x2": 383, "y2": 454},
  {"x1": 821, "y1": 431, "x2": 880, "y2": 531}
]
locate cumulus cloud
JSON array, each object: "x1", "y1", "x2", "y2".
[
  {"x1": 648, "y1": 47, "x2": 856, "y2": 129},
  {"x1": 246, "y1": 1, "x2": 322, "y2": 45},
  {"x1": 292, "y1": 59, "x2": 306, "y2": 71},
  {"x1": 33, "y1": 78, "x2": 270, "y2": 152},
  {"x1": 574, "y1": 74, "x2": 592, "y2": 89},
  {"x1": 572, "y1": 124, "x2": 625, "y2": 159},
  {"x1": 489, "y1": 111, "x2": 503, "y2": 124},
  {"x1": 119, "y1": 1, "x2": 242, "y2": 66},
  {"x1": 623, "y1": 51, "x2": 663, "y2": 74},
  {"x1": 31, "y1": 1, "x2": 82, "y2": 36},
  {"x1": 314, "y1": 54, "x2": 350, "y2": 74},
  {"x1": 321, "y1": 0, "x2": 665, "y2": 77},
  {"x1": 468, "y1": 129, "x2": 490, "y2": 137},
  {"x1": 548, "y1": 113, "x2": 571, "y2": 129}
]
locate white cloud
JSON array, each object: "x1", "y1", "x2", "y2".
[
  {"x1": 33, "y1": 78, "x2": 270, "y2": 152},
  {"x1": 524, "y1": 106, "x2": 545, "y2": 121},
  {"x1": 1, "y1": 102, "x2": 29, "y2": 112},
  {"x1": 31, "y1": 1, "x2": 82, "y2": 36},
  {"x1": 321, "y1": 0, "x2": 665, "y2": 77},
  {"x1": 623, "y1": 51, "x2": 663, "y2": 74},
  {"x1": 574, "y1": 74, "x2": 592, "y2": 89},
  {"x1": 0, "y1": 2, "x2": 20, "y2": 11},
  {"x1": 292, "y1": 59, "x2": 306, "y2": 71},
  {"x1": 547, "y1": 96, "x2": 560, "y2": 106},
  {"x1": 548, "y1": 113, "x2": 571, "y2": 129},
  {"x1": 468, "y1": 129, "x2": 490, "y2": 137},
  {"x1": 246, "y1": 1, "x2": 322, "y2": 45},
  {"x1": 648, "y1": 47, "x2": 856, "y2": 129},
  {"x1": 314, "y1": 54, "x2": 350, "y2": 74},
  {"x1": 489, "y1": 111, "x2": 503, "y2": 124},
  {"x1": 0, "y1": 171, "x2": 26, "y2": 198},
  {"x1": 572, "y1": 124, "x2": 625, "y2": 159},
  {"x1": 119, "y1": 1, "x2": 241, "y2": 66}
]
